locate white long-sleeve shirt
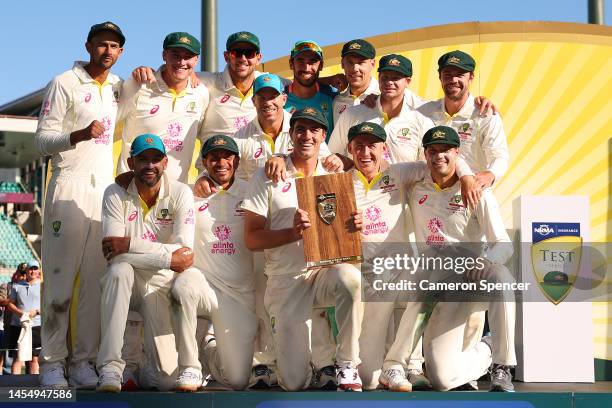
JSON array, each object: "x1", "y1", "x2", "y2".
[
  {"x1": 117, "y1": 70, "x2": 209, "y2": 183},
  {"x1": 102, "y1": 174, "x2": 195, "y2": 270},
  {"x1": 329, "y1": 96, "x2": 434, "y2": 164},
  {"x1": 35, "y1": 61, "x2": 121, "y2": 177},
  {"x1": 417, "y1": 94, "x2": 510, "y2": 182}
]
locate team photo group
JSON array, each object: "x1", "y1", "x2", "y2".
[{"x1": 34, "y1": 20, "x2": 516, "y2": 394}]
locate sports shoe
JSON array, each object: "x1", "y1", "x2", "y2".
[
  {"x1": 122, "y1": 369, "x2": 140, "y2": 391},
  {"x1": 406, "y1": 368, "x2": 432, "y2": 390},
  {"x1": 379, "y1": 368, "x2": 412, "y2": 392},
  {"x1": 175, "y1": 367, "x2": 203, "y2": 392},
  {"x1": 96, "y1": 367, "x2": 123, "y2": 393},
  {"x1": 250, "y1": 364, "x2": 272, "y2": 389},
  {"x1": 489, "y1": 364, "x2": 514, "y2": 392},
  {"x1": 39, "y1": 362, "x2": 68, "y2": 389},
  {"x1": 313, "y1": 365, "x2": 337, "y2": 390},
  {"x1": 452, "y1": 380, "x2": 479, "y2": 391},
  {"x1": 69, "y1": 361, "x2": 98, "y2": 390},
  {"x1": 335, "y1": 361, "x2": 362, "y2": 392}
]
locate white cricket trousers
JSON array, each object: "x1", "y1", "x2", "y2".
[
  {"x1": 265, "y1": 264, "x2": 362, "y2": 391},
  {"x1": 96, "y1": 261, "x2": 178, "y2": 391},
  {"x1": 171, "y1": 268, "x2": 258, "y2": 390},
  {"x1": 40, "y1": 172, "x2": 109, "y2": 366}
]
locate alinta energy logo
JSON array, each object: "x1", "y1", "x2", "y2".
[{"x1": 531, "y1": 222, "x2": 581, "y2": 305}]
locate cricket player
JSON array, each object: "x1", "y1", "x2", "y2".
[
  {"x1": 418, "y1": 50, "x2": 509, "y2": 189},
  {"x1": 333, "y1": 39, "x2": 425, "y2": 124},
  {"x1": 35, "y1": 21, "x2": 125, "y2": 389},
  {"x1": 341, "y1": 122, "x2": 477, "y2": 391},
  {"x1": 381, "y1": 126, "x2": 516, "y2": 392},
  {"x1": 171, "y1": 135, "x2": 258, "y2": 391},
  {"x1": 96, "y1": 134, "x2": 195, "y2": 392},
  {"x1": 329, "y1": 54, "x2": 435, "y2": 164},
  {"x1": 117, "y1": 32, "x2": 209, "y2": 183},
  {"x1": 284, "y1": 40, "x2": 337, "y2": 135},
  {"x1": 242, "y1": 107, "x2": 363, "y2": 391}
]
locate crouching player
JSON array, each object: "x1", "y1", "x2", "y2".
[
  {"x1": 171, "y1": 135, "x2": 258, "y2": 391},
  {"x1": 97, "y1": 134, "x2": 195, "y2": 392},
  {"x1": 381, "y1": 126, "x2": 516, "y2": 392}
]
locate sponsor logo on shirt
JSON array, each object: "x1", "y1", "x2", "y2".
[
  {"x1": 142, "y1": 230, "x2": 157, "y2": 242},
  {"x1": 254, "y1": 147, "x2": 263, "y2": 159},
  {"x1": 198, "y1": 202, "x2": 209, "y2": 212},
  {"x1": 212, "y1": 224, "x2": 235, "y2": 255},
  {"x1": 150, "y1": 105, "x2": 160, "y2": 115},
  {"x1": 128, "y1": 210, "x2": 138, "y2": 222},
  {"x1": 363, "y1": 205, "x2": 388, "y2": 236},
  {"x1": 184, "y1": 208, "x2": 195, "y2": 224},
  {"x1": 220, "y1": 94, "x2": 230, "y2": 104},
  {"x1": 282, "y1": 182, "x2": 292, "y2": 193},
  {"x1": 233, "y1": 116, "x2": 249, "y2": 130},
  {"x1": 167, "y1": 122, "x2": 183, "y2": 138},
  {"x1": 339, "y1": 104, "x2": 347, "y2": 115},
  {"x1": 95, "y1": 116, "x2": 112, "y2": 145},
  {"x1": 426, "y1": 217, "x2": 445, "y2": 247},
  {"x1": 418, "y1": 195, "x2": 428, "y2": 205},
  {"x1": 42, "y1": 100, "x2": 51, "y2": 116},
  {"x1": 85, "y1": 93, "x2": 92, "y2": 103}
]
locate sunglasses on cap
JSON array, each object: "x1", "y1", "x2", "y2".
[
  {"x1": 292, "y1": 42, "x2": 322, "y2": 54},
  {"x1": 229, "y1": 48, "x2": 258, "y2": 59}
]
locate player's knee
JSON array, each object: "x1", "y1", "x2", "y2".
[
  {"x1": 104, "y1": 262, "x2": 133, "y2": 285},
  {"x1": 170, "y1": 274, "x2": 198, "y2": 304},
  {"x1": 427, "y1": 363, "x2": 459, "y2": 391}
]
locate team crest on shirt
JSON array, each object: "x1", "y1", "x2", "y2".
[
  {"x1": 457, "y1": 122, "x2": 473, "y2": 141},
  {"x1": 186, "y1": 101, "x2": 198, "y2": 113},
  {"x1": 52, "y1": 221, "x2": 61, "y2": 237},
  {"x1": 320, "y1": 103, "x2": 328, "y2": 111},
  {"x1": 113, "y1": 90, "x2": 120, "y2": 104},
  {"x1": 41, "y1": 100, "x2": 51, "y2": 116},
  {"x1": 446, "y1": 194, "x2": 466, "y2": 214},
  {"x1": 235, "y1": 200, "x2": 246, "y2": 217},
  {"x1": 426, "y1": 217, "x2": 445, "y2": 247},
  {"x1": 379, "y1": 175, "x2": 397, "y2": 193},
  {"x1": 155, "y1": 208, "x2": 174, "y2": 226},
  {"x1": 397, "y1": 127, "x2": 412, "y2": 143}
]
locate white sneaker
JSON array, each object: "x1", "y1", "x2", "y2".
[
  {"x1": 39, "y1": 363, "x2": 68, "y2": 389},
  {"x1": 406, "y1": 368, "x2": 432, "y2": 390},
  {"x1": 335, "y1": 361, "x2": 362, "y2": 392},
  {"x1": 175, "y1": 367, "x2": 203, "y2": 392},
  {"x1": 96, "y1": 367, "x2": 122, "y2": 393},
  {"x1": 69, "y1": 361, "x2": 98, "y2": 389},
  {"x1": 379, "y1": 368, "x2": 412, "y2": 392}
]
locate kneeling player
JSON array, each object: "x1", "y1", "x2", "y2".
[{"x1": 171, "y1": 135, "x2": 258, "y2": 391}]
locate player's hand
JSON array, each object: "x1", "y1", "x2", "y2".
[
  {"x1": 474, "y1": 171, "x2": 495, "y2": 190},
  {"x1": 190, "y1": 70, "x2": 201, "y2": 88},
  {"x1": 194, "y1": 175, "x2": 217, "y2": 198},
  {"x1": 361, "y1": 94, "x2": 378, "y2": 109},
  {"x1": 292, "y1": 209, "x2": 311, "y2": 241},
  {"x1": 347, "y1": 209, "x2": 363, "y2": 233},
  {"x1": 474, "y1": 96, "x2": 498, "y2": 116},
  {"x1": 466, "y1": 257, "x2": 493, "y2": 282},
  {"x1": 322, "y1": 154, "x2": 343, "y2": 173},
  {"x1": 28, "y1": 309, "x2": 39, "y2": 319},
  {"x1": 102, "y1": 236, "x2": 131, "y2": 260},
  {"x1": 132, "y1": 66, "x2": 156, "y2": 84},
  {"x1": 170, "y1": 247, "x2": 194, "y2": 272},
  {"x1": 115, "y1": 171, "x2": 134, "y2": 190},
  {"x1": 70, "y1": 120, "x2": 105, "y2": 145},
  {"x1": 265, "y1": 156, "x2": 287, "y2": 183},
  {"x1": 329, "y1": 73, "x2": 348, "y2": 92},
  {"x1": 459, "y1": 175, "x2": 482, "y2": 210}
]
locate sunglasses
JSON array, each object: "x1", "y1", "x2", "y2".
[
  {"x1": 229, "y1": 48, "x2": 258, "y2": 59},
  {"x1": 291, "y1": 42, "x2": 322, "y2": 55}
]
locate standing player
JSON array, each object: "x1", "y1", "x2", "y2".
[
  {"x1": 117, "y1": 32, "x2": 209, "y2": 183},
  {"x1": 418, "y1": 50, "x2": 509, "y2": 189},
  {"x1": 242, "y1": 108, "x2": 363, "y2": 391},
  {"x1": 284, "y1": 40, "x2": 337, "y2": 135},
  {"x1": 35, "y1": 21, "x2": 124, "y2": 389},
  {"x1": 329, "y1": 54, "x2": 435, "y2": 164},
  {"x1": 333, "y1": 39, "x2": 425, "y2": 123},
  {"x1": 171, "y1": 135, "x2": 258, "y2": 391},
  {"x1": 382, "y1": 126, "x2": 516, "y2": 392},
  {"x1": 97, "y1": 134, "x2": 195, "y2": 392}
]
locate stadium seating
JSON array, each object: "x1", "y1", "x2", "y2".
[{"x1": 0, "y1": 213, "x2": 36, "y2": 269}]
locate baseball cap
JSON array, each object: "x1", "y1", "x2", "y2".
[
  {"x1": 163, "y1": 32, "x2": 200, "y2": 55},
  {"x1": 291, "y1": 40, "x2": 323, "y2": 60},
  {"x1": 253, "y1": 74, "x2": 284, "y2": 95},
  {"x1": 422, "y1": 126, "x2": 460, "y2": 148},
  {"x1": 438, "y1": 50, "x2": 475, "y2": 72},
  {"x1": 341, "y1": 39, "x2": 375, "y2": 59},
  {"x1": 226, "y1": 31, "x2": 260, "y2": 51},
  {"x1": 130, "y1": 134, "x2": 167, "y2": 157},
  {"x1": 201, "y1": 135, "x2": 240, "y2": 158},
  {"x1": 87, "y1": 21, "x2": 125, "y2": 46},
  {"x1": 289, "y1": 107, "x2": 328, "y2": 130},
  {"x1": 348, "y1": 122, "x2": 387, "y2": 143},
  {"x1": 27, "y1": 260, "x2": 40, "y2": 269},
  {"x1": 378, "y1": 54, "x2": 412, "y2": 77}
]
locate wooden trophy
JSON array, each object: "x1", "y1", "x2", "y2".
[{"x1": 296, "y1": 172, "x2": 363, "y2": 269}]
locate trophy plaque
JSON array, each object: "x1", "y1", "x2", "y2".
[{"x1": 296, "y1": 172, "x2": 363, "y2": 269}]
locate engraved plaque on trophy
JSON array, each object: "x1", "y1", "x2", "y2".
[{"x1": 296, "y1": 172, "x2": 363, "y2": 269}]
